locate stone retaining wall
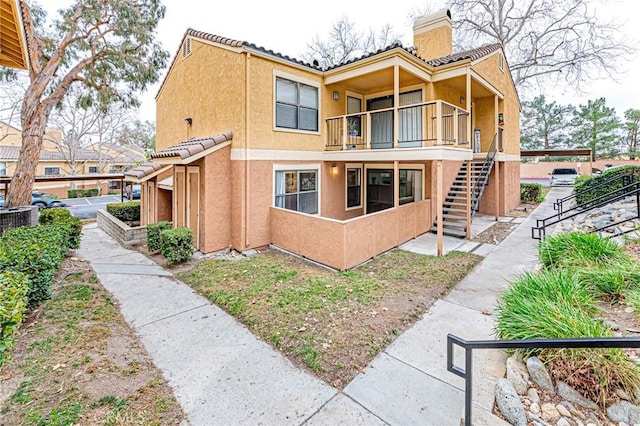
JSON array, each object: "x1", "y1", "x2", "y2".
[{"x1": 97, "y1": 209, "x2": 146, "y2": 246}]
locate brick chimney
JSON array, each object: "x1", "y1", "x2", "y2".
[{"x1": 413, "y1": 9, "x2": 452, "y2": 60}]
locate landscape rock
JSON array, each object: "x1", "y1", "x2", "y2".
[
  {"x1": 556, "y1": 417, "x2": 571, "y2": 426},
  {"x1": 556, "y1": 381, "x2": 598, "y2": 410},
  {"x1": 530, "y1": 402, "x2": 540, "y2": 415},
  {"x1": 556, "y1": 403, "x2": 571, "y2": 417},
  {"x1": 495, "y1": 378, "x2": 527, "y2": 426},
  {"x1": 606, "y1": 400, "x2": 640, "y2": 423},
  {"x1": 506, "y1": 356, "x2": 529, "y2": 395},
  {"x1": 527, "y1": 388, "x2": 540, "y2": 404},
  {"x1": 526, "y1": 412, "x2": 551, "y2": 426},
  {"x1": 526, "y1": 357, "x2": 555, "y2": 394},
  {"x1": 615, "y1": 387, "x2": 632, "y2": 401},
  {"x1": 540, "y1": 402, "x2": 560, "y2": 423}
]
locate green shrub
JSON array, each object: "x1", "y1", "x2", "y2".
[
  {"x1": 520, "y1": 183, "x2": 544, "y2": 203},
  {"x1": 39, "y1": 208, "x2": 83, "y2": 249},
  {"x1": 576, "y1": 262, "x2": 640, "y2": 297},
  {"x1": 106, "y1": 201, "x2": 140, "y2": 222},
  {"x1": 0, "y1": 225, "x2": 70, "y2": 309},
  {"x1": 67, "y1": 188, "x2": 100, "y2": 198},
  {"x1": 0, "y1": 270, "x2": 29, "y2": 367},
  {"x1": 575, "y1": 165, "x2": 640, "y2": 206},
  {"x1": 159, "y1": 227, "x2": 193, "y2": 265},
  {"x1": 147, "y1": 221, "x2": 172, "y2": 252},
  {"x1": 538, "y1": 232, "x2": 626, "y2": 270}
]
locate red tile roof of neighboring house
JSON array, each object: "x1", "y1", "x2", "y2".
[
  {"x1": 123, "y1": 162, "x2": 170, "y2": 180},
  {"x1": 151, "y1": 131, "x2": 232, "y2": 161},
  {"x1": 0, "y1": 144, "x2": 144, "y2": 163}
]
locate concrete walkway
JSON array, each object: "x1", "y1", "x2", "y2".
[{"x1": 76, "y1": 187, "x2": 570, "y2": 425}]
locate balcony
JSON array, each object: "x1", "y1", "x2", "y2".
[{"x1": 326, "y1": 100, "x2": 470, "y2": 151}]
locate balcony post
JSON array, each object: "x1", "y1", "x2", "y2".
[
  {"x1": 466, "y1": 160, "x2": 471, "y2": 239},
  {"x1": 366, "y1": 112, "x2": 372, "y2": 150},
  {"x1": 394, "y1": 161, "x2": 399, "y2": 207},
  {"x1": 453, "y1": 105, "x2": 459, "y2": 145},
  {"x1": 393, "y1": 64, "x2": 399, "y2": 148},
  {"x1": 436, "y1": 101, "x2": 443, "y2": 146},
  {"x1": 437, "y1": 159, "x2": 443, "y2": 256},
  {"x1": 342, "y1": 117, "x2": 348, "y2": 150}
]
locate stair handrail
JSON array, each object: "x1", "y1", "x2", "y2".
[
  {"x1": 532, "y1": 181, "x2": 640, "y2": 239},
  {"x1": 471, "y1": 133, "x2": 498, "y2": 212},
  {"x1": 554, "y1": 173, "x2": 632, "y2": 214}
]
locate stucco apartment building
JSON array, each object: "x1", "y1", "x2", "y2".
[{"x1": 126, "y1": 9, "x2": 521, "y2": 270}]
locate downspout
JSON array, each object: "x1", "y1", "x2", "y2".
[{"x1": 244, "y1": 51, "x2": 251, "y2": 249}]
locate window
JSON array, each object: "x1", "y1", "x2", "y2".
[
  {"x1": 399, "y1": 169, "x2": 423, "y2": 205},
  {"x1": 347, "y1": 96, "x2": 362, "y2": 137},
  {"x1": 275, "y1": 77, "x2": 318, "y2": 132},
  {"x1": 275, "y1": 170, "x2": 318, "y2": 214},
  {"x1": 88, "y1": 166, "x2": 98, "y2": 173},
  {"x1": 346, "y1": 167, "x2": 362, "y2": 208},
  {"x1": 44, "y1": 167, "x2": 60, "y2": 176},
  {"x1": 0, "y1": 162, "x2": 6, "y2": 176}
]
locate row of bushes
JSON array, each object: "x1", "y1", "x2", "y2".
[
  {"x1": 67, "y1": 188, "x2": 100, "y2": 198},
  {"x1": 147, "y1": 221, "x2": 193, "y2": 265},
  {"x1": 520, "y1": 182, "x2": 544, "y2": 203},
  {"x1": 0, "y1": 208, "x2": 82, "y2": 367},
  {"x1": 107, "y1": 201, "x2": 140, "y2": 222},
  {"x1": 574, "y1": 165, "x2": 640, "y2": 206},
  {"x1": 495, "y1": 232, "x2": 640, "y2": 403}
]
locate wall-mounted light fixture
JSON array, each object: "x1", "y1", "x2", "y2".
[
  {"x1": 498, "y1": 113, "x2": 504, "y2": 126},
  {"x1": 331, "y1": 164, "x2": 338, "y2": 175},
  {"x1": 184, "y1": 117, "x2": 193, "y2": 125},
  {"x1": 332, "y1": 91, "x2": 339, "y2": 101},
  {"x1": 460, "y1": 96, "x2": 465, "y2": 105}
]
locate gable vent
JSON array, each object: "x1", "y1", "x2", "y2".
[{"x1": 182, "y1": 37, "x2": 192, "y2": 58}]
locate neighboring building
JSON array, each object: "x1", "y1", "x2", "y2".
[
  {"x1": 0, "y1": 122, "x2": 145, "y2": 197},
  {"x1": 126, "y1": 9, "x2": 521, "y2": 270}
]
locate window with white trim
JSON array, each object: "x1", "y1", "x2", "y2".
[
  {"x1": 275, "y1": 77, "x2": 318, "y2": 132},
  {"x1": 0, "y1": 162, "x2": 6, "y2": 176},
  {"x1": 44, "y1": 167, "x2": 60, "y2": 176},
  {"x1": 88, "y1": 166, "x2": 98, "y2": 173},
  {"x1": 346, "y1": 167, "x2": 362, "y2": 208},
  {"x1": 275, "y1": 170, "x2": 318, "y2": 214}
]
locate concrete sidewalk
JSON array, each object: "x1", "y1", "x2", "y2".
[{"x1": 76, "y1": 187, "x2": 569, "y2": 425}]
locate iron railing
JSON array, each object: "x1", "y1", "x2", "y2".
[
  {"x1": 470, "y1": 133, "x2": 497, "y2": 215},
  {"x1": 553, "y1": 174, "x2": 632, "y2": 214},
  {"x1": 532, "y1": 181, "x2": 640, "y2": 239},
  {"x1": 447, "y1": 333, "x2": 640, "y2": 426}
]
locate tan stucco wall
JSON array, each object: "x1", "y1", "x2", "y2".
[
  {"x1": 473, "y1": 97, "x2": 496, "y2": 152},
  {"x1": 198, "y1": 147, "x2": 233, "y2": 253},
  {"x1": 156, "y1": 39, "x2": 245, "y2": 151},
  {"x1": 478, "y1": 160, "x2": 520, "y2": 216},
  {"x1": 413, "y1": 25, "x2": 452, "y2": 61}
]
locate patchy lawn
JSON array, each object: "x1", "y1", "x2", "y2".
[
  {"x1": 0, "y1": 258, "x2": 185, "y2": 426},
  {"x1": 177, "y1": 249, "x2": 481, "y2": 388}
]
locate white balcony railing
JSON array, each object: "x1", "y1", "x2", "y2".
[{"x1": 325, "y1": 100, "x2": 470, "y2": 151}]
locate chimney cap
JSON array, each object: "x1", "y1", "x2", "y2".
[{"x1": 413, "y1": 8, "x2": 452, "y2": 32}]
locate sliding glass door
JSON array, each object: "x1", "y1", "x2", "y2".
[{"x1": 367, "y1": 90, "x2": 423, "y2": 149}]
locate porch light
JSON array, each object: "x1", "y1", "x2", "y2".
[
  {"x1": 331, "y1": 164, "x2": 338, "y2": 175},
  {"x1": 498, "y1": 113, "x2": 504, "y2": 126},
  {"x1": 184, "y1": 117, "x2": 192, "y2": 125},
  {"x1": 460, "y1": 96, "x2": 465, "y2": 104},
  {"x1": 332, "y1": 91, "x2": 339, "y2": 101}
]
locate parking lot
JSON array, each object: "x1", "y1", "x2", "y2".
[{"x1": 63, "y1": 194, "x2": 124, "y2": 219}]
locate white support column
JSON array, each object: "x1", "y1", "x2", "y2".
[
  {"x1": 342, "y1": 117, "x2": 348, "y2": 151},
  {"x1": 437, "y1": 159, "x2": 443, "y2": 256},
  {"x1": 394, "y1": 160, "x2": 399, "y2": 208},
  {"x1": 466, "y1": 160, "x2": 471, "y2": 239},
  {"x1": 436, "y1": 101, "x2": 443, "y2": 145},
  {"x1": 366, "y1": 112, "x2": 372, "y2": 150},
  {"x1": 466, "y1": 71, "x2": 471, "y2": 147}
]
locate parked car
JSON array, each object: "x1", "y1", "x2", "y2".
[
  {"x1": 0, "y1": 192, "x2": 68, "y2": 208},
  {"x1": 123, "y1": 185, "x2": 141, "y2": 200},
  {"x1": 549, "y1": 168, "x2": 579, "y2": 186}
]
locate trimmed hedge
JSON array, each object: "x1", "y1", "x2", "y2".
[
  {"x1": 0, "y1": 270, "x2": 29, "y2": 367},
  {"x1": 147, "y1": 221, "x2": 172, "y2": 252},
  {"x1": 0, "y1": 225, "x2": 71, "y2": 309},
  {"x1": 520, "y1": 183, "x2": 544, "y2": 203},
  {"x1": 107, "y1": 201, "x2": 140, "y2": 222},
  {"x1": 574, "y1": 165, "x2": 640, "y2": 206},
  {"x1": 67, "y1": 188, "x2": 99, "y2": 198},
  {"x1": 159, "y1": 227, "x2": 193, "y2": 265},
  {"x1": 39, "y1": 208, "x2": 83, "y2": 249}
]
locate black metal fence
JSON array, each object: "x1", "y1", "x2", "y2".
[{"x1": 447, "y1": 333, "x2": 640, "y2": 426}]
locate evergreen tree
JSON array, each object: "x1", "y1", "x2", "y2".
[{"x1": 571, "y1": 98, "x2": 621, "y2": 159}]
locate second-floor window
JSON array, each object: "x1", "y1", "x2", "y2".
[
  {"x1": 88, "y1": 166, "x2": 98, "y2": 173},
  {"x1": 0, "y1": 162, "x2": 6, "y2": 176},
  {"x1": 44, "y1": 167, "x2": 60, "y2": 176},
  {"x1": 275, "y1": 77, "x2": 318, "y2": 132}
]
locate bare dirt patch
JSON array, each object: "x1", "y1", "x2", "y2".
[
  {"x1": 177, "y1": 249, "x2": 481, "y2": 388},
  {"x1": 0, "y1": 257, "x2": 185, "y2": 425}
]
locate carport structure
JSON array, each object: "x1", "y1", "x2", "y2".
[
  {"x1": 0, "y1": 173, "x2": 128, "y2": 201},
  {"x1": 520, "y1": 148, "x2": 594, "y2": 173}
]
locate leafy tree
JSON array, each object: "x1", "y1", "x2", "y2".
[
  {"x1": 117, "y1": 119, "x2": 156, "y2": 153},
  {"x1": 623, "y1": 109, "x2": 640, "y2": 160},
  {"x1": 3, "y1": 0, "x2": 168, "y2": 208},
  {"x1": 571, "y1": 98, "x2": 621, "y2": 159},
  {"x1": 448, "y1": 0, "x2": 634, "y2": 92},
  {"x1": 520, "y1": 95, "x2": 573, "y2": 150},
  {"x1": 303, "y1": 16, "x2": 401, "y2": 68}
]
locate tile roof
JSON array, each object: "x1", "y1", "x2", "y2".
[
  {"x1": 0, "y1": 144, "x2": 144, "y2": 163},
  {"x1": 425, "y1": 43, "x2": 503, "y2": 67},
  {"x1": 151, "y1": 131, "x2": 232, "y2": 161},
  {"x1": 123, "y1": 162, "x2": 169, "y2": 180}
]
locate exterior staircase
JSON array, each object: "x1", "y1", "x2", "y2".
[{"x1": 431, "y1": 134, "x2": 498, "y2": 238}]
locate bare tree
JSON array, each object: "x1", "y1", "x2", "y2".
[
  {"x1": 448, "y1": 0, "x2": 635, "y2": 92},
  {"x1": 303, "y1": 16, "x2": 402, "y2": 68},
  {"x1": 0, "y1": 77, "x2": 28, "y2": 143}
]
